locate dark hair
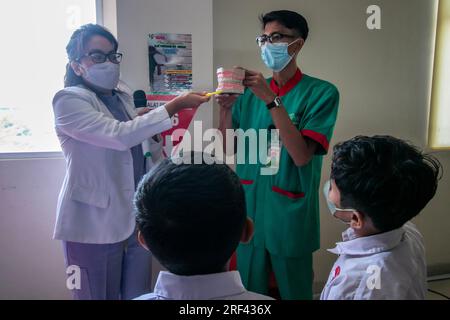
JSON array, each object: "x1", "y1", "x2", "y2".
[
  {"x1": 331, "y1": 136, "x2": 442, "y2": 232},
  {"x1": 134, "y1": 153, "x2": 247, "y2": 276},
  {"x1": 64, "y1": 24, "x2": 118, "y2": 87},
  {"x1": 260, "y1": 10, "x2": 309, "y2": 41}
]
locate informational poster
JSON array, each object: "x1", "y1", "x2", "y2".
[
  {"x1": 148, "y1": 33, "x2": 192, "y2": 93},
  {"x1": 146, "y1": 94, "x2": 197, "y2": 148}
]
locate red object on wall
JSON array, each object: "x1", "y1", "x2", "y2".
[{"x1": 146, "y1": 94, "x2": 198, "y2": 147}]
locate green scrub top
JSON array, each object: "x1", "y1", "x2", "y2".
[{"x1": 232, "y1": 69, "x2": 339, "y2": 258}]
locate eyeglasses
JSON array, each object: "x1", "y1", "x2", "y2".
[
  {"x1": 78, "y1": 52, "x2": 123, "y2": 64},
  {"x1": 256, "y1": 32, "x2": 296, "y2": 46}
]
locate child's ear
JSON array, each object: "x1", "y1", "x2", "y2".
[
  {"x1": 240, "y1": 217, "x2": 254, "y2": 244},
  {"x1": 350, "y1": 211, "x2": 364, "y2": 230},
  {"x1": 137, "y1": 230, "x2": 149, "y2": 251}
]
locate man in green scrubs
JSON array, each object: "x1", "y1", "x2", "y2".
[{"x1": 217, "y1": 10, "x2": 339, "y2": 300}]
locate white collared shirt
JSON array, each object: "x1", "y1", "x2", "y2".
[
  {"x1": 320, "y1": 222, "x2": 427, "y2": 300},
  {"x1": 134, "y1": 271, "x2": 274, "y2": 300}
]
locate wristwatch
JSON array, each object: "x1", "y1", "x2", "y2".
[{"x1": 266, "y1": 96, "x2": 282, "y2": 110}]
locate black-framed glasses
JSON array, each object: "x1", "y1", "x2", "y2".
[
  {"x1": 78, "y1": 52, "x2": 123, "y2": 64},
  {"x1": 256, "y1": 32, "x2": 296, "y2": 46}
]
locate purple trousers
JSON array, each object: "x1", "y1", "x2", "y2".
[{"x1": 62, "y1": 230, "x2": 152, "y2": 300}]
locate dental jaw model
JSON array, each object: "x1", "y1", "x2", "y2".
[{"x1": 216, "y1": 67, "x2": 245, "y2": 94}]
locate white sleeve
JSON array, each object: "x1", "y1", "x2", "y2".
[
  {"x1": 321, "y1": 273, "x2": 359, "y2": 300},
  {"x1": 354, "y1": 265, "x2": 396, "y2": 300},
  {"x1": 53, "y1": 94, "x2": 172, "y2": 151}
]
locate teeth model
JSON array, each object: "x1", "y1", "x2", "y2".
[{"x1": 216, "y1": 67, "x2": 245, "y2": 94}]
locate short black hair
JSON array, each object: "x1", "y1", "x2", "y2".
[
  {"x1": 260, "y1": 10, "x2": 309, "y2": 41},
  {"x1": 331, "y1": 136, "x2": 442, "y2": 232},
  {"x1": 134, "y1": 153, "x2": 247, "y2": 276}
]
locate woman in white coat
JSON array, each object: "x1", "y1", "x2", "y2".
[{"x1": 53, "y1": 24, "x2": 210, "y2": 300}]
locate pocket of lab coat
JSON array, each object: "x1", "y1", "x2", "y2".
[{"x1": 69, "y1": 183, "x2": 110, "y2": 209}]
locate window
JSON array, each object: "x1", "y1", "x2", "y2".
[
  {"x1": 429, "y1": 0, "x2": 450, "y2": 149},
  {"x1": 0, "y1": 0, "x2": 99, "y2": 156}
]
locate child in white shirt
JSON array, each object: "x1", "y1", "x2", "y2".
[
  {"x1": 321, "y1": 135, "x2": 441, "y2": 300},
  {"x1": 133, "y1": 152, "x2": 273, "y2": 300}
]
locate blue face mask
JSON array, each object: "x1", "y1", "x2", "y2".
[{"x1": 260, "y1": 39, "x2": 300, "y2": 72}]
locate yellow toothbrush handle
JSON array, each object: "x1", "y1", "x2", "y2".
[{"x1": 205, "y1": 90, "x2": 223, "y2": 97}]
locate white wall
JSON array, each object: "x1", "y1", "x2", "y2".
[
  {"x1": 116, "y1": 0, "x2": 214, "y2": 133},
  {"x1": 213, "y1": 0, "x2": 450, "y2": 290},
  {"x1": 113, "y1": 0, "x2": 214, "y2": 284},
  {"x1": 0, "y1": 158, "x2": 70, "y2": 299}
]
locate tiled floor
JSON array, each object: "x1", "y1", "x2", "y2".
[{"x1": 426, "y1": 279, "x2": 450, "y2": 300}]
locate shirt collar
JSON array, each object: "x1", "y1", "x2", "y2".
[
  {"x1": 269, "y1": 68, "x2": 303, "y2": 97},
  {"x1": 328, "y1": 227, "x2": 406, "y2": 256},
  {"x1": 152, "y1": 271, "x2": 247, "y2": 300}
]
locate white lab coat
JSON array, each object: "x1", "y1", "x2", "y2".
[
  {"x1": 320, "y1": 222, "x2": 427, "y2": 300},
  {"x1": 52, "y1": 85, "x2": 172, "y2": 244}
]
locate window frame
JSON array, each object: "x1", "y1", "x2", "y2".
[
  {"x1": 0, "y1": 0, "x2": 103, "y2": 160},
  {"x1": 429, "y1": 0, "x2": 450, "y2": 150}
]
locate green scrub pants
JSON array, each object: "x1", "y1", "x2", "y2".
[{"x1": 237, "y1": 243, "x2": 313, "y2": 300}]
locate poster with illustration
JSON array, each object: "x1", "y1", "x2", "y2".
[{"x1": 148, "y1": 33, "x2": 192, "y2": 93}]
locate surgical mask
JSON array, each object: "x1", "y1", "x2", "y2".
[
  {"x1": 260, "y1": 39, "x2": 299, "y2": 72},
  {"x1": 323, "y1": 180, "x2": 355, "y2": 225},
  {"x1": 80, "y1": 62, "x2": 120, "y2": 90}
]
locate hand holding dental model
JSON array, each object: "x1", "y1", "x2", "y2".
[
  {"x1": 212, "y1": 66, "x2": 245, "y2": 110},
  {"x1": 216, "y1": 67, "x2": 246, "y2": 94}
]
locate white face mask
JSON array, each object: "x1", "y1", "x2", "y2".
[
  {"x1": 80, "y1": 62, "x2": 120, "y2": 90},
  {"x1": 323, "y1": 180, "x2": 356, "y2": 225}
]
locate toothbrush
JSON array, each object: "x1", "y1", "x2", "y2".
[{"x1": 205, "y1": 90, "x2": 223, "y2": 97}]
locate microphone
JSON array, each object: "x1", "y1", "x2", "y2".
[{"x1": 133, "y1": 90, "x2": 147, "y2": 108}]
